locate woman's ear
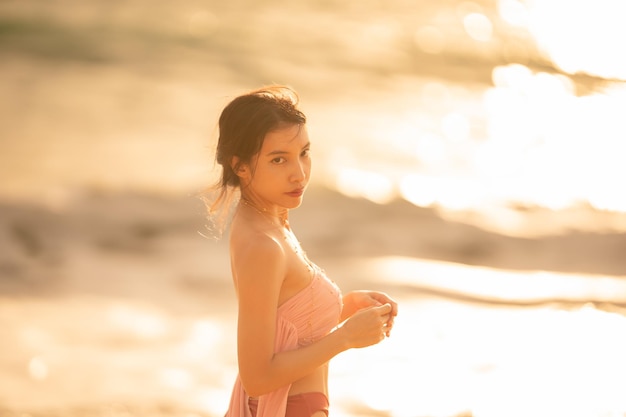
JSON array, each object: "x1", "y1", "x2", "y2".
[{"x1": 231, "y1": 156, "x2": 249, "y2": 179}]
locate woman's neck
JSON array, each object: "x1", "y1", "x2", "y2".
[{"x1": 239, "y1": 196, "x2": 289, "y2": 228}]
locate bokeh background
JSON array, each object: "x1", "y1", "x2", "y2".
[{"x1": 2, "y1": 0, "x2": 626, "y2": 416}]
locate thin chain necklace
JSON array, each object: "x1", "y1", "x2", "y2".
[
  {"x1": 239, "y1": 197, "x2": 288, "y2": 227},
  {"x1": 285, "y1": 228, "x2": 316, "y2": 273},
  {"x1": 239, "y1": 197, "x2": 315, "y2": 273}
]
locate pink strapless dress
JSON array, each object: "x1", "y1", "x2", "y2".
[{"x1": 224, "y1": 266, "x2": 343, "y2": 417}]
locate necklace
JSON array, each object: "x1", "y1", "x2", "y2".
[
  {"x1": 240, "y1": 197, "x2": 315, "y2": 273},
  {"x1": 239, "y1": 197, "x2": 288, "y2": 227},
  {"x1": 285, "y1": 228, "x2": 316, "y2": 273}
]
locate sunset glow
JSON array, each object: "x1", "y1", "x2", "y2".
[
  {"x1": 1, "y1": 1, "x2": 625, "y2": 417},
  {"x1": 330, "y1": 256, "x2": 626, "y2": 417}
]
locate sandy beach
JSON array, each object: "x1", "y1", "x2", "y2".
[{"x1": 1, "y1": 187, "x2": 626, "y2": 416}]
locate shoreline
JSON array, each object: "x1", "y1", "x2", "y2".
[
  {"x1": 1, "y1": 186, "x2": 626, "y2": 416},
  {"x1": 2, "y1": 186, "x2": 626, "y2": 294}
]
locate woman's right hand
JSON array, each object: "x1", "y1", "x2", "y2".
[{"x1": 339, "y1": 303, "x2": 392, "y2": 349}]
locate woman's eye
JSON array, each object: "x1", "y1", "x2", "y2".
[
  {"x1": 301, "y1": 148, "x2": 310, "y2": 157},
  {"x1": 271, "y1": 157, "x2": 286, "y2": 164}
]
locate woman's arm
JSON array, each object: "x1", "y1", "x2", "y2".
[{"x1": 234, "y1": 237, "x2": 391, "y2": 397}]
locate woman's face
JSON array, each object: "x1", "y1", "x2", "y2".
[{"x1": 242, "y1": 123, "x2": 311, "y2": 210}]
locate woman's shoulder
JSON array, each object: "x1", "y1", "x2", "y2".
[
  {"x1": 230, "y1": 227, "x2": 288, "y2": 291},
  {"x1": 230, "y1": 221, "x2": 286, "y2": 265}
]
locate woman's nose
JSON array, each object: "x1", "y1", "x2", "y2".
[{"x1": 291, "y1": 160, "x2": 306, "y2": 181}]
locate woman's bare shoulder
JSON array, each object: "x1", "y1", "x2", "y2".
[{"x1": 230, "y1": 219, "x2": 287, "y2": 279}]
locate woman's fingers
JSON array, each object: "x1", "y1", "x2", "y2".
[
  {"x1": 375, "y1": 303, "x2": 395, "y2": 337},
  {"x1": 342, "y1": 303, "x2": 395, "y2": 348}
]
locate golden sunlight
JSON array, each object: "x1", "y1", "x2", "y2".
[
  {"x1": 400, "y1": 174, "x2": 485, "y2": 210},
  {"x1": 3, "y1": 2, "x2": 626, "y2": 417},
  {"x1": 463, "y1": 12, "x2": 493, "y2": 42},
  {"x1": 335, "y1": 168, "x2": 396, "y2": 204},
  {"x1": 28, "y1": 356, "x2": 49, "y2": 381},
  {"x1": 158, "y1": 367, "x2": 194, "y2": 390},
  {"x1": 329, "y1": 256, "x2": 626, "y2": 417},
  {"x1": 105, "y1": 303, "x2": 170, "y2": 340},
  {"x1": 179, "y1": 319, "x2": 224, "y2": 359},
  {"x1": 525, "y1": 0, "x2": 626, "y2": 80},
  {"x1": 482, "y1": 64, "x2": 626, "y2": 211},
  {"x1": 498, "y1": 0, "x2": 530, "y2": 28}
]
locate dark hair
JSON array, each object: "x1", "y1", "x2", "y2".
[{"x1": 204, "y1": 85, "x2": 306, "y2": 235}]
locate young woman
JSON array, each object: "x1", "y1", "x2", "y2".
[{"x1": 208, "y1": 86, "x2": 398, "y2": 417}]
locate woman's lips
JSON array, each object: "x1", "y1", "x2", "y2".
[{"x1": 286, "y1": 189, "x2": 304, "y2": 197}]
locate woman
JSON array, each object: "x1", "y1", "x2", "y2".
[{"x1": 208, "y1": 85, "x2": 398, "y2": 417}]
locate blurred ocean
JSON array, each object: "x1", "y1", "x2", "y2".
[
  {"x1": 2, "y1": 3, "x2": 626, "y2": 416},
  {"x1": 2, "y1": 0, "x2": 625, "y2": 215}
]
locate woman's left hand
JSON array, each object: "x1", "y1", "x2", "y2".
[{"x1": 344, "y1": 291, "x2": 398, "y2": 337}]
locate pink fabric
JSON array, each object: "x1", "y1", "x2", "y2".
[{"x1": 224, "y1": 268, "x2": 342, "y2": 417}]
